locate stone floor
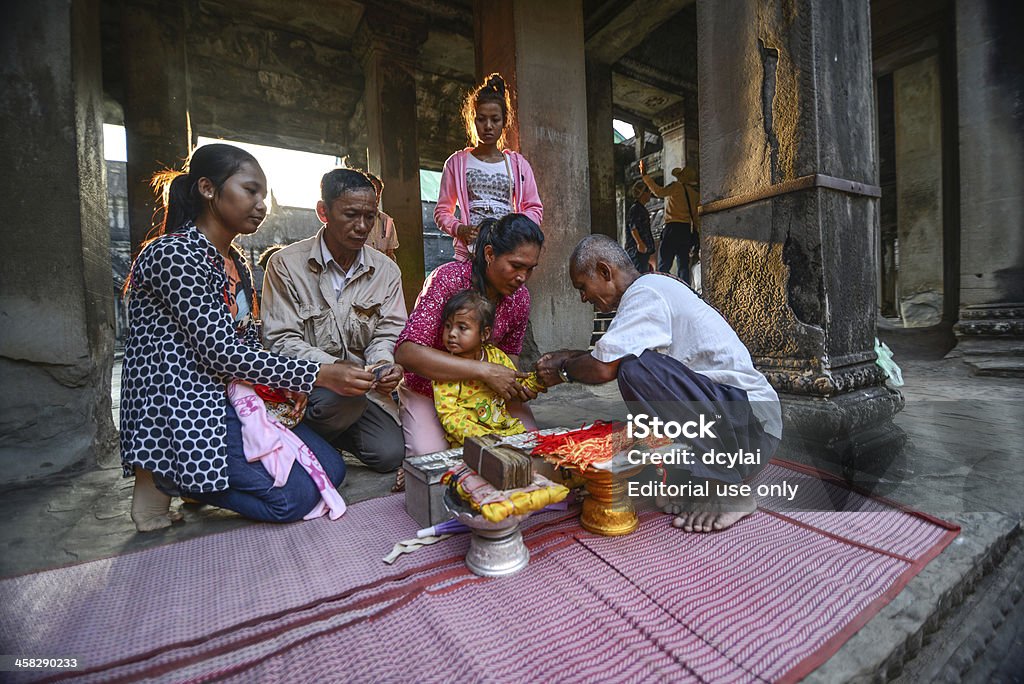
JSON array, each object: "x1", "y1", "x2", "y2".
[{"x1": 1, "y1": 328, "x2": 1022, "y2": 680}]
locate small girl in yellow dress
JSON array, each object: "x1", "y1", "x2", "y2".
[{"x1": 433, "y1": 289, "x2": 546, "y2": 447}]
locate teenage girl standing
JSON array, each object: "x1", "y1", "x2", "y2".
[{"x1": 434, "y1": 73, "x2": 544, "y2": 262}]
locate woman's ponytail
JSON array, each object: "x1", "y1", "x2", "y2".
[{"x1": 151, "y1": 170, "x2": 199, "y2": 239}]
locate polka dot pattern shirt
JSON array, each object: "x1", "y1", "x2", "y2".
[{"x1": 119, "y1": 225, "x2": 321, "y2": 493}]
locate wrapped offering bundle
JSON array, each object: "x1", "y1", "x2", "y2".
[
  {"x1": 462, "y1": 434, "x2": 533, "y2": 489},
  {"x1": 442, "y1": 465, "x2": 569, "y2": 523}
]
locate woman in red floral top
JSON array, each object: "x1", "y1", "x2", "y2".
[{"x1": 395, "y1": 214, "x2": 544, "y2": 457}]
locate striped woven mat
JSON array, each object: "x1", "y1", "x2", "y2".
[{"x1": 0, "y1": 460, "x2": 958, "y2": 683}]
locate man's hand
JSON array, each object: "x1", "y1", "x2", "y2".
[
  {"x1": 535, "y1": 350, "x2": 576, "y2": 387},
  {"x1": 637, "y1": 240, "x2": 649, "y2": 254},
  {"x1": 457, "y1": 223, "x2": 480, "y2": 245},
  {"x1": 639, "y1": 159, "x2": 646, "y2": 175},
  {"x1": 315, "y1": 361, "x2": 376, "y2": 397},
  {"x1": 479, "y1": 362, "x2": 534, "y2": 402},
  {"x1": 371, "y1": 362, "x2": 404, "y2": 394}
]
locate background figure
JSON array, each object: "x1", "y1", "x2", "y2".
[
  {"x1": 434, "y1": 73, "x2": 544, "y2": 262},
  {"x1": 365, "y1": 172, "x2": 399, "y2": 261},
  {"x1": 640, "y1": 160, "x2": 700, "y2": 285},
  {"x1": 625, "y1": 180, "x2": 655, "y2": 273},
  {"x1": 257, "y1": 244, "x2": 286, "y2": 271}
]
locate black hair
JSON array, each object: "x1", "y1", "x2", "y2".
[
  {"x1": 463, "y1": 72, "x2": 513, "y2": 147},
  {"x1": 320, "y1": 168, "x2": 375, "y2": 205},
  {"x1": 150, "y1": 143, "x2": 260, "y2": 239},
  {"x1": 442, "y1": 289, "x2": 495, "y2": 336},
  {"x1": 471, "y1": 213, "x2": 544, "y2": 296}
]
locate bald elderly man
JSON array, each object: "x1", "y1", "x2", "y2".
[{"x1": 536, "y1": 235, "x2": 782, "y2": 532}]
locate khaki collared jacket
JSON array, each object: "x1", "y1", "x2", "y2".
[{"x1": 261, "y1": 227, "x2": 408, "y2": 421}]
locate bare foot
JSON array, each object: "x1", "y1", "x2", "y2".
[
  {"x1": 131, "y1": 469, "x2": 184, "y2": 532},
  {"x1": 672, "y1": 493, "x2": 756, "y2": 532},
  {"x1": 656, "y1": 494, "x2": 693, "y2": 517}
]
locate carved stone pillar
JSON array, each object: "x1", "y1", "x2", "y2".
[
  {"x1": 654, "y1": 102, "x2": 687, "y2": 181},
  {"x1": 952, "y1": 0, "x2": 1024, "y2": 376},
  {"x1": 697, "y1": 0, "x2": 904, "y2": 472},
  {"x1": 121, "y1": 0, "x2": 190, "y2": 254},
  {"x1": 0, "y1": 0, "x2": 116, "y2": 483},
  {"x1": 355, "y1": 8, "x2": 428, "y2": 312}
]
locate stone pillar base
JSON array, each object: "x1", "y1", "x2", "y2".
[
  {"x1": 779, "y1": 386, "x2": 907, "y2": 480},
  {"x1": 952, "y1": 304, "x2": 1024, "y2": 377}
]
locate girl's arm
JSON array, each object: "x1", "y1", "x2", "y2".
[
  {"x1": 138, "y1": 239, "x2": 319, "y2": 392},
  {"x1": 433, "y1": 156, "x2": 464, "y2": 238}
]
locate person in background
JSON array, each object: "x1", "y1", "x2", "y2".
[
  {"x1": 625, "y1": 180, "x2": 655, "y2": 274},
  {"x1": 434, "y1": 73, "x2": 543, "y2": 262},
  {"x1": 365, "y1": 172, "x2": 399, "y2": 262},
  {"x1": 257, "y1": 244, "x2": 286, "y2": 272},
  {"x1": 639, "y1": 160, "x2": 701, "y2": 285}
]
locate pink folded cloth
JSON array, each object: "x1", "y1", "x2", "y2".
[{"x1": 227, "y1": 381, "x2": 347, "y2": 520}]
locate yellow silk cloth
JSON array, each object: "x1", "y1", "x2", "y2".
[{"x1": 442, "y1": 464, "x2": 569, "y2": 523}]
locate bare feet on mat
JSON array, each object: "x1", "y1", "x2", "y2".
[
  {"x1": 671, "y1": 493, "x2": 757, "y2": 532},
  {"x1": 131, "y1": 468, "x2": 185, "y2": 532}
]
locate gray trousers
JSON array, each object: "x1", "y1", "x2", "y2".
[{"x1": 304, "y1": 388, "x2": 405, "y2": 473}]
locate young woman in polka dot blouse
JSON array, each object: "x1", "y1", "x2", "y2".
[
  {"x1": 121, "y1": 144, "x2": 368, "y2": 532},
  {"x1": 394, "y1": 213, "x2": 545, "y2": 460}
]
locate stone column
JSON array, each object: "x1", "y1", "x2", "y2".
[
  {"x1": 894, "y1": 56, "x2": 944, "y2": 328},
  {"x1": 586, "y1": 58, "x2": 617, "y2": 240},
  {"x1": 953, "y1": 0, "x2": 1024, "y2": 376},
  {"x1": 355, "y1": 8, "x2": 428, "y2": 313},
  {"x1": 697, "y1": 0, "x2": 904, "y2": 471},
  {"x1": 474, "y1": 0, "x2": 594, "y2": 353},
  {"x1": 121, "y1": 0, "x2": 190, "y2": 253},
  {"x1": 0, "y1": 0, "x2": 116, "y2": 484}
]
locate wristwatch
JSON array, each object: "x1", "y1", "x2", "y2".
[{"x1": 558, "y1": 359, "x2": 573, "y2": 384}]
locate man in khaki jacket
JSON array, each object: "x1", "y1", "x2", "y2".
[{"x1": 262, "y1": 169, "x2": 407, "y2": 473}]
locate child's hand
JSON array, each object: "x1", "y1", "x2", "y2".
[{"x1": 479, "y1": 363, "x2": 532, "y2": 402}]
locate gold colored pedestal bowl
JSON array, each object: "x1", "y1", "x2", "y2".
[{"x1": 577, "y1": 463, "x2": 645, "y2": 536}]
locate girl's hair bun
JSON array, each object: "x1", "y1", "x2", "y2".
[{"x1": 484, "y1": 73, "x2": 505, "y2": 95}]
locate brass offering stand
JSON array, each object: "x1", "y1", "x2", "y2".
[
  {"x1": 509, "y1": 428, "x2": 646, "y2": 538},
  {"x1": 575, "y1": 459, "x2": 645, "y2": 536}
]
